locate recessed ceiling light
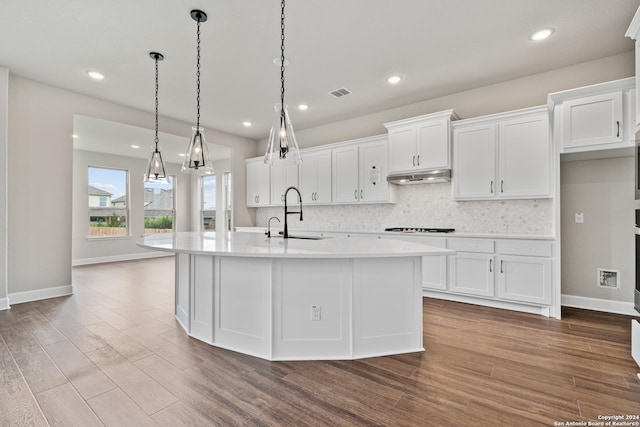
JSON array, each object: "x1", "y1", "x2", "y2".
[
  {"x1": 130, "y1": 145, "x2": 140, "y2": 149},
  {"x1": 529, "y1": 28, "x2": 554, "y2": 41},
  {"x1": 87, "y1": 70, "x2": 106, "y2": 80},
  {"x1": 387, "y1": 75, "x2": 402, "y2": 84},
  {"x1": 273, "y1": 57, "x2": 289, "y2": 67},
  {"x1": 72, "y1": 134, "x2": 78, "y2": 138},
  {"x1": 242, "y1": 121, "x2": 252, "y2": 127},
  {"x1": 297, "y1": 104, "x2": 309, "y2": 111},
  {"x1": 178, "y1": 153, "x2": 186, "y2": 157}
]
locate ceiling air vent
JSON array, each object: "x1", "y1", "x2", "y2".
[{"x1": 329, "y1": 87, "x2": 352, "y2": 98}]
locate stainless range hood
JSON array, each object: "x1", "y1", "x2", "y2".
[{"x1": 387, "y1": 169, "x2": 451, "y2": 185}]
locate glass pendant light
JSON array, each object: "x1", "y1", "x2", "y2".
[
  {"x1": 264, "y1": 0, "x2": 301, "y2": 165},
  {"x1": 182, "y1": 9, "x2": 213, "y2": 175},
  {"x1": 144, "y1": 52, "x2": 168, "y2": 183}
]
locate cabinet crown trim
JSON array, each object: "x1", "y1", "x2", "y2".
[
  {"x1": 451, "y1": 105, "x2": 548, "y2": 128},
  {"x1": 384, "y1": 109, "x2": 459, "y2": 129},
  {"x1": 547, "y1": 77, "x2": 635, "y2": 112},
  {"x1": 626, "y1": 7, "x2": 640, "y2": 39}
]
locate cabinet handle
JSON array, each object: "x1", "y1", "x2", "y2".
[
  {"x1": 417, "y1": 155, "x2": 420, "y2": 166},
  {"x1": 489, "y1": 259, "x2": 493, "y2": 272},
  {"x1": 354, "y1": 189, "x2": 358, "y2": 200},
  {"x1": 617, "y1": 120, "x2": 620, "y2": 138},
  {"x1": 501, "y1": 180, "x2": 504, "y2": 193},
  {"x1": 360, "y1": 189, "x2": 364, "y2": 199},
  {"x1": 313, "y1": 192, "x2": 317, "y2": 201},
  {"x1": 257, "y1": 196, "x2": 260, "y2": 204},
  {"x1": 490, "y1": 181, "x2": 494, "y2": 194},
  {"x1": 500, "y1": 260, "x2": 504, "y2": 274},
  {"x1": 412, "y1": 155, "x2": 416, "y2": 167}
]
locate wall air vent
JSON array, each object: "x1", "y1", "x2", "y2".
[{"x1": 329, "y1": 87, "x2": 352, "y2": 98}]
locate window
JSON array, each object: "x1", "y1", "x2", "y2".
[
  {"x1": 202, "y1": 175, "x2": 216, "y2": 231},
  {"x1": 88, "y1": 167, "x2": 128, "y2": 237},
  {"x1": 144, "y1": 176, "x2": 175, "y2": 234},
  {"x1": 223, "y1": 171, "x2": 232, "y2": 231}
]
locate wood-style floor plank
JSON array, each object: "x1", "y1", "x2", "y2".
[{"x1": 1, "y1": 257, "x2": 639, "y2": 427}]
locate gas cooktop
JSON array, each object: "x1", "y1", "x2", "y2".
[{"x1": 384, "y1": 227, "x2": 455, "y2": 233}]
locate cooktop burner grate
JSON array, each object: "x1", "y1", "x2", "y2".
[{"x1": 384, "y1": 227, "x2": 455, "y2": 233}]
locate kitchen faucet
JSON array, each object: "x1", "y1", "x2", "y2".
[
  {"x1": 266, "y1": 216, "x2": 280, "y2": 238},
  {"x1": 283, "y1": 186, "x2": 303, "y2": 239}
]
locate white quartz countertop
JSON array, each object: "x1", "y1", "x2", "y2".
[{"x1": 137, "y1": 232, "x2": 455, "y2": 258}]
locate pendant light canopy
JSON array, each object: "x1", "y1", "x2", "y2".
[
  {"x1": 182, "y1": 9, "x2": 213, "y2": 175},
  {"x1": 264, "y1": 0, "x2": 301, "y2": 165},
  {"x1": 144, "y1": 52, "x2": 169, "y2": 183}
]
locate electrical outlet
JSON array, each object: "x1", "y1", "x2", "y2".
[
  {"x1": 311, "y1": 305, "x2": 321, "y2": 321},
  {"x1": 575, "y1": 212, "x2": 584, "y2": 223}
]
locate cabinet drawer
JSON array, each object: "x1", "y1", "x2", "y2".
[
  {"x1": 447, "y1": 238, "x2": 494, "y2": 253},
  {"x1": 496, "y1": 240, "x2": 552, "y2": 257}
]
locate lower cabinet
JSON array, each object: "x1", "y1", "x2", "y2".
[
  {"x1": 449, "y1": 252, "x2": 495, "y2": 297},
  {"x1": 497, "y1": 255, "x2": 552, "y2": 305}
]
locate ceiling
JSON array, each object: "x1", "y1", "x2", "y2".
[{"x1": 2, "y1": 0, "x2": 640, "y2": 141}]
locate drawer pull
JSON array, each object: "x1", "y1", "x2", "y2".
[
  {"x1": 500, "y1": 260, "x2": 504, "y2": 273},
  {"x1": 489, "y1": 259, "x2": 493, "y2": 272}
]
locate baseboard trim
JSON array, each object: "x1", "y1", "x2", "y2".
[
  {"x1": 0, "y1": 297, "x2": 9, "y2": 311},
  {"x1": 72, "y1": 251, "x2": 173, "y2": 266},
  {"x1": 9, "y1": 285, "x2": 73, "y2": 305},
  {"x1": 423, "y1": 290, "x2": 551, "y2": 317},
  {"x1": 561, "y1": 294, "x2": 638, "y2": 316}
]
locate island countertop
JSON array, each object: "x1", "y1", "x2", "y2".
[{"x1": 137, "y1": 231, "x2": 455, "y2": 259}]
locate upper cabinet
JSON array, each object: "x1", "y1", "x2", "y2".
[
  {"x1": 245, "y1": 158, "x2": 271, "y2": 207},
  {"x1": 300, "y1": 148, "x2": 332, "y2": 205},
  {"x1": 384, "y1": 110, "x2": 458, "y2": 174},
  {"x1": 626, "y1": 7, "x2": 640, "y2": 126},
  {"x1": 270, "y1": 158, "x2": 299, "y2": 206},
  {"x1": 452, "y1": 106, "x2": 551, "y2": 200},
  {"x1": 548, "y1": 77, "x2": 636, "y2": 153},
  {"x1": 332, "y1": 136, "x2": 391, "y2": 204}
]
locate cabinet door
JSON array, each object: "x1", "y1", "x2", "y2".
[
  {"x1": 332, "y1": 145, "x2": 360, "y2": 203},
  {"x1": 315, "y1": 151, "x2": 332, "y2": 204},
  {"x1": 498, "y1": 113, "x2": 550, "y2": 198},
  {"x1": 452, "y1": 124, "x2": 496, "y2": 199},
  {"x1": 246, "y1": 160, "x2": 270, "y2": 207},
  {"x1": 300, "y1": 153, "x2": 317, "y2": 204},
  {"x1": 417, "y1": 119, "x2": 450, "y2": 170},
  {"x1": 359, "y1": 139, "x2": 388, "y2": 202},
  {"x1": 562, "y1": 91, "x2": 623, "y2": 149},
  {"x1": 449, "y1": 252, "x2": 494, "y2": 297},
  {"x1": 271, "y1": 159, "x2": 299, "y2": 206},
  {"x1": 388, "y1": 126, "x2": 417, "y2": 173},
  {"x1": 497, "y1": 255, "x2": 551, "y2": 305},
  {"x1": 636, "y1": 42, "x2": 640, "y2": 126}
]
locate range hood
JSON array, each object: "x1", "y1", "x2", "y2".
[{"x1": 386, "y1": 169, "x2": 451, "y2": 185}]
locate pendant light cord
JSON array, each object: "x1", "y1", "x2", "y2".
[
  {"x1": 280, "y1": 0, "x2": 285, "y2": 109},
  {"x1": 154, "y1": 55, "x2": 159, "y2": 151},
  {"x1": 196, "y1": 16, "x2": 202, "y2": 131}
]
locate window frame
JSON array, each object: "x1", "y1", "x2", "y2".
[{"x1": 87, "y1": 165, "x2": 130, "y2": 240}]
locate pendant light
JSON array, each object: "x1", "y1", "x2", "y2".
[
  {"x1": 264, "y1": 0, "x2": 301, "y2": 165},
  {"x1": 182, "y1": 9, "x2": 213, "y2": 175},
  {"x1": 144, "y1": 52, "x2": 168, "y2": 183}
]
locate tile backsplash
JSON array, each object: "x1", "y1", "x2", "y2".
[{"x1": 255, "y1": 183, "x2": 553, "y2": 235}]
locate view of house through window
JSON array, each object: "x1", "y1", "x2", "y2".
[
  {"x1": 202, "y1": 175, "x2": 216, "y2": 230},
  {"x1": 144, "y1": 176, "x2": 175, "y2": 234},
  {"x1": 88, "y1": 166, "x2": 128, "y2": 237}
]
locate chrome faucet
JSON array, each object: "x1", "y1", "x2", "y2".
[
  {"x1": 266, "y1": 216, "x2": 280, "y2": 238},
  {"x1": 283, "y1": 186, "x2": 303, "y2": 239}
]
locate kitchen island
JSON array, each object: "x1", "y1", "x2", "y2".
[{"x1": 137, "y1": 231, "x2": 454, "y2": 361}]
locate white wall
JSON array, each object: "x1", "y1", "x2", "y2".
[
  {"x1": 0, "y1": 67, "x2": 7, "y2": 310},
  {"x1": 72, "y1": 150, "x2": 191, "y2": 264},
  {"x1": 7, "y1": 75, "x2": 257, "y2": 303},
  {"x1": 560, "y1": 156, "x2": 635, "y2": 304}
]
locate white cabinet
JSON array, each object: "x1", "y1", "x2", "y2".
[
  {"x1": 381, "y1": 235, "x2": 448, "y2": 291},
  {"x1": 496, "y1": 255, "x2": 551, "y2": 305},
  {"x1": 448, "y1": 238, "x2": 495, "y2": 297},
  {"x1": 332, "y1": 136, "x2": 390, "y2": 204},
  {"x1": 300, "y1": 149, "x2": 332, "y2": 204},
  {"x1": 384, "y1": 110, "x2": 457, "y2": 174},
  {"x1": 452, "y1": 106, "x2": 550, "y2": 200},
  {"x1": 626, "y1": 8, "x2": 640, "y2": 126},
  {"x1": 548, "y1": 77, "x2": 636, "y2": 153},
  {"x1": 270, "y1": 158, "x2": 299, "y2": 206},
  {"x1": 245, "y1": 158, "x2": 270, "y2": 207}
]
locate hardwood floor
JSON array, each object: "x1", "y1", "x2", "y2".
[{"x1": 1, "y1": 257, "x2": 638, "y2": 426}]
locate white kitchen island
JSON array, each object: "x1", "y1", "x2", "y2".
[{"x1": 137, "y1": 231, "x2": 454, "y2": 361}]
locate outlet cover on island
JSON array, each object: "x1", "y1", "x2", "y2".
[
  {"x1": 575, "y1": 212, "x2": 584, "y2": 223},
  {"x1": 311, "y1": 305, "x2": 321, "y2": 321}
]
